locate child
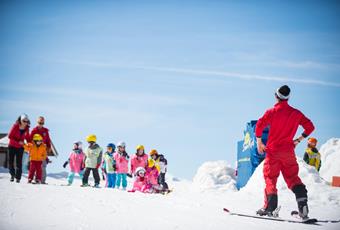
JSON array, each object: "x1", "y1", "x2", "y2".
[
  {"x1": 25, "y1": 134, "x2": 47, "y2": 184},
  {"x1": 63, "y1": 141, "x2": 85, "y2": 185},
  {"x1": 146, "y1": 158, "x2": 163, "y2": 192},
  {"x1": 128, "y1": 167, "x2": 152, "y2": 193},
  {"x1": 303, "y1": 137, "x2": 321, "y2": 171},
  {"x1": 130, "y1": 145, "x2": 148, "y2": 175},
  {"x1": 102, "y1": 143, "x2": 117, "y2": 188},
  {"x1": 114, "y1": 141, "x2": 129, "y2": 190},
  {"x1": 82, "y1": 134, "x2": 103, "y2": 187},
  {"x1": 149, "y1": 149, "x2": 169, "y2": 191}
]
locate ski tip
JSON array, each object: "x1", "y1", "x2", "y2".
[{"x1": 223, "y1": 208, "x2": 230, "y2": 213}]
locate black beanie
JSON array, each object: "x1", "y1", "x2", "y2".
[{"x1": 276, "y1": 85, "x2": 290, "y2": 100}]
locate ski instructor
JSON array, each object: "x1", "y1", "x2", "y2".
[{"x1": 255, "y1": 85, "x2": 314, "y2": 219}]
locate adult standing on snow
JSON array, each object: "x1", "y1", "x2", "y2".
[
  {"x1": 255, "y1": 85, "x2": 315, "y2": 219},
  {"x1": 8, "y1": 114, "x2": 31, "y2": 183},
  {"x1": 30, "y1": 116, "x2": 52, "y2": 184}
]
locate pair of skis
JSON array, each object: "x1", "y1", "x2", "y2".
[{"x1": 223, "y1": 208, "x2": 340, "y2": 225}]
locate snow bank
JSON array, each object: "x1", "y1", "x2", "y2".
[
  {"x1": 319, "y1": 138, "x2": 340, "y2": 182},
  {"x1": 192, "y1": 161, "x2": 237, "y2": 192}
]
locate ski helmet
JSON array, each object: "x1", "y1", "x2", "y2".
[
  {"x1": 308, "y1": 137, "x2": 317, "y2": 145},
  {"x1": 136, "y1": 145, "x2": 144, "y2": 151},
  {"x1": 86, "y1": 134, "x2": 97, "y2": 143},
  {"x1": 149, "y1": 149, "x2": 158, "y2": 156},
  {"x1": 107, "y1": 143, "x2": 116, "y2": 151},
  {"x1": 135, "y1": 167, "x2": 146, "y2": 176},
  {"x1": 73, "y1": 141, "x2": 82, "y2": 149},
  {"x1": 33, "y1": 134, "x2": 43, "y2": 141},
  {"x1": 117, "y1": 141, "x2": 126, "y2": 148}
]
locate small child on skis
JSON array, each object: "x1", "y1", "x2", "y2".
[
  {"x1": 102, "y1": 143, "x2": 117, "y2": 188},
  {"x1": 82, "y1": 134, "x2": 103, "y2": 187},
  {"x1": 25, "y1": 134, "x2": 47, "y2": 184},
  {"x1": 63, "y1": 141, "x2": 85, "y2": 185},
  {"x1": 128, "y1": 167, "x2": 153, "y2": 193},
  {"x1": 130, "y1": 145, "x2": 148, "y2": 175},
  {"x1": 303, "y1": 137, "x2": 321, "y2": 171},
  {"x1": 149, "y1": 149, "x2": 169, "y2": 191},
  {"x1": 114, "y1": 141, "x2": 129, "y2": 190}
]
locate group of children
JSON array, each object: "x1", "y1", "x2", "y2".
[{"x1": 62, "y1": 134, "x2": 169, "y2": 193}]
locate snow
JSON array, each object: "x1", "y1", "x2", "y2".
[
  {"x1": 1, "y1": 139, "x2": 340, "y2": 230},
  {"x1": 0, "y1": 135, "x2": 9, "y2": 148},
  {"x1": 192, "y1": 161, "x2": 237, "y2": 192},
  {"x1": 319, "y1": 138, "x2": 340, "y2": 182}
]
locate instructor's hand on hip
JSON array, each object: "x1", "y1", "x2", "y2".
[{"x1": 256, "y1": 137, "x2": 266, "y2": 154}]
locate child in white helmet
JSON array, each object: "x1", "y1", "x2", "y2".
[
  {"x1": 114, "y1": 141, "x2": 129, "y2": 190},
  {"x1": 63, "y1": 141, "x2": 85, "y2": 185},
  {"x1": 128, "y1": 167, "x2": 152, "y2": 193}
]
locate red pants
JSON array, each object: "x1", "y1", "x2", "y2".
[
  {"x1": 28, "y1": 161, "x2": 43, "y2": 182},
  {"x1": 263, "y1": 152, "x2": 303, "y2": 207}
]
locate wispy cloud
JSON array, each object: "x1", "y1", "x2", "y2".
[{"x1": 54, "y1": 59, "x2": 340, "y2": 88}]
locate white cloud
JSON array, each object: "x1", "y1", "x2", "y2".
[{"x1": 53, "y1": 59, "x2": 340, "y2": 88}]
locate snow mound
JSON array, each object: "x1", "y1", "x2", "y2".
[
  {"x1": 241, "y1": 157, "x2": 323, "y2": 196},
  {"x1": 193, "y1": 161, "x2": 237, "y2": 192},
  {"x1": 319, "y1": 138, "x2": 340, "y2": 182}
]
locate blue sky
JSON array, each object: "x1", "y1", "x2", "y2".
[{"x1": 1, "y1": 0, "x2": 340, "y2": 179}]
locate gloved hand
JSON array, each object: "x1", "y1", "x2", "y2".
[
  {"x1": 63, "y1": 161, "x2": 69, "y2": 168},
  {"x1": 127, "y1": 173, "x2": 132, "y2": 178},
  {"x1": 81, "y1": 162, "x2": 85, "y2": 171}
]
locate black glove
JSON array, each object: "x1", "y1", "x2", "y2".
[
  {"x1": 63, "y1": 161, "x2": 69, "y2": 168},
  {"x1": 127, "y1": 173, "x2": 132, "y2": 178}
]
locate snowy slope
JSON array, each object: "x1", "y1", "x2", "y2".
[
  {"x1": 1, "y1": 139, "x2": 340, "y2": 230},
  {"x1": 319, "y1": 138, "x2": 340, "y2": 182}
]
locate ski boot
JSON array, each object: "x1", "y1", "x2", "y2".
[
  {"x1": 16, "y1": 179, "x2": 20, "y2": 183},
  {"x1": 256, "y1": 194, "x2": 279, "y2": 217},
  {"x1": 10, "y1": 176, "x2": 15, "y2": 182},
  {"x1": 292, "y1": 184, "x2": 309, "y2": 219}
]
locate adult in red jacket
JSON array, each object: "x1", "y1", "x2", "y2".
[
  {"x1": 30, "y1": 116, "x2": 52, "y2": 184},
  {"x1": 255, "y1": 85, "x2": 314, "y2": 219},
  {"x1": 8, "y1": 114, "x2": 31, "y2": 182}
]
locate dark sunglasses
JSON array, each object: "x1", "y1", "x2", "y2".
[
  {"x1": 38, "y1": 122, "x2": 44, "y2": 125},
  {"x1": 22, "y1": 120, "x2": 29, "y2": 123}
]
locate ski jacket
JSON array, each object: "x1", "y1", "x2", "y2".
[
  {"x1": 303, "y1": 147, "x2": 321, "y2": 171},
  {"x1": 24, "y1": 143, "x2": 47, "y2": 161},
  {"x1": 102, "y1": 152, "x2": 116, "y2": 173},
  {"x1": 255, "y1": 101, "x2": 314, "y2": 154},
  {"x1": 69, "y1": 150, "x2": 85, "y2": 173},
  {"x1": 132, "y1": 176, "x2": 152, "y2": 193},
  {"x1": 8, "y1": 122, "x2": 30, "y2": 148},
  {"x1": 30, "y1": 126, "x2": 51, "y2": 149},
  {"x1": 84, "y1": 144, "x2": 103, "y2": 169},
  {"x1": 149, "y1": 154, "x2": 168, "y2": 173},
  {"x1": 146, "y1": 166, "x2": 159, "y2": 186},
  {"x1": 114, "y1": 151, "x2": 129, "y2": 173},
  {"x1": 130, "y1": 153, "x2": 148, "y2": 174}
]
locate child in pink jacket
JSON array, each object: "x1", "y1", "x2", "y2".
[
  {"x1": 130, "y1": 145, "x2": 148, "y2": 175},
  {"x1": 146, "y1": 159, "x2": 163, "y2": 192},
  {"x1": 63, "y1": 141, "x2": 85, "y2": 185},
  {"x1": 128, "y1": 167, "x2": 152, "y2": 193},
  {"x1": 114, "y1": 141, "x2": 129, "y2": 190}
]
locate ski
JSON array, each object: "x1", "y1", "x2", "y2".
[
  {"x1": 291, "y1": 210, "x2": 340, "y2": 223},
  {"x1": 223, "y1": 208, "x2": 319, "y2": 225}
]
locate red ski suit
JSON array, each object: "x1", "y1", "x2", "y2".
[{"x1": 255, "y1": 101, "x2": 314, "y2": 208}]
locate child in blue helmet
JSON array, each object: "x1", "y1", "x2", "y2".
[{"x1": 102, "y1": 143, "x2": 117, "y2": 188}]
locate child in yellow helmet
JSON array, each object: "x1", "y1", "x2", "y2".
[
  {"x1": 24, "y1": 134, "x2": 47, "y2": 183},
  {"x1": 149, "y1": 149, "x2": 169, "y2": 191},
  {"x1": 303, "y1": 137, "x2": 321, "y2": 171}
]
